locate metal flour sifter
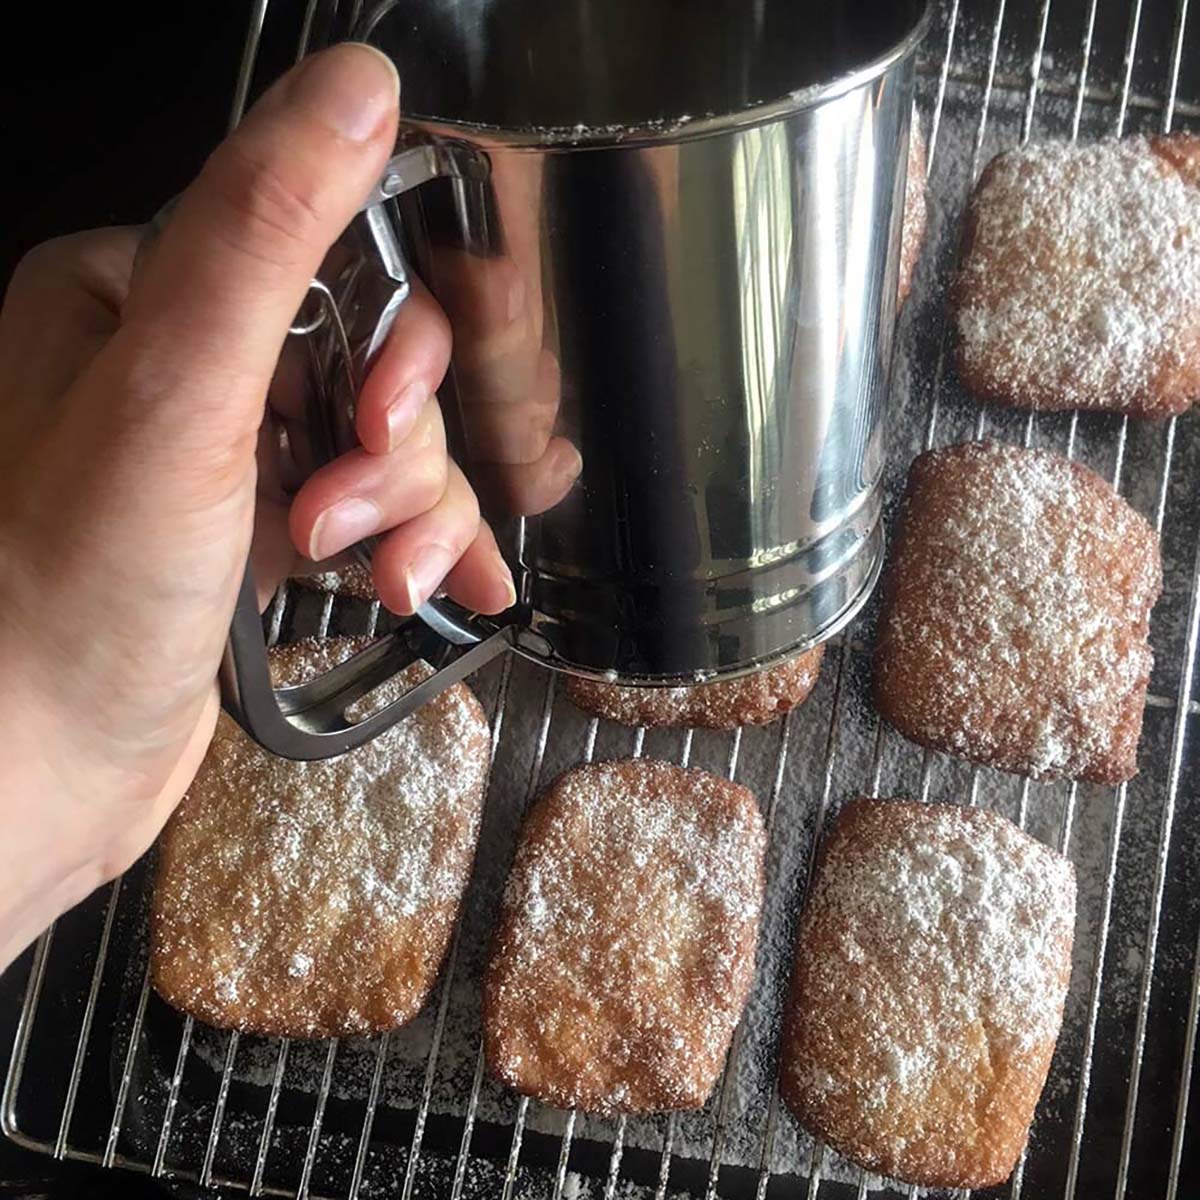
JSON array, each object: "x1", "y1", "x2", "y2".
[{"x1": 217, "y1": 0, "x2": 931, "y2": 758}]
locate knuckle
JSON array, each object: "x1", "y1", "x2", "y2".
[
  {"x1": 412, "y1": 449, "x2": 450, "y2": 509},
  {"x1": 205, "y1": 143, "x2": 327, "y2": 269},
  {"x1": 449, "y1": 467, "x2": 481, "y2": 530},
  {"x1": 7, "y1": 230, "x2": 137, "y2": 319}
]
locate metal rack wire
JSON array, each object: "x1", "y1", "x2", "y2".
[{"x1": 3, "y1": 0, "x2": 1199, "y2": 1198}]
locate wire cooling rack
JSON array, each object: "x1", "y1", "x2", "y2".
[{"x1": 3, "y1": 1, "x2": 1200, "y2": 1198}]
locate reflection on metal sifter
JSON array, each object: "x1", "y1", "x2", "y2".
[{"x1": 221, "y1": 0, "x2": 932, "y2": 758}]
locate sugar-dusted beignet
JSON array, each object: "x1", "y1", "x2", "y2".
[
  {"x1": 565, "y1": 646, "x2": 824, "y2": 730},
  {"x1": 484, "y1": 759, "x2": 765, "y2": 1114},
  {"x1": 874, "y1": 441, "x2": 1161, "y2": 783},
  {"x1": 954, "y1": 135, "x2": 1200, "y2": 416},
  {"x1": 780, "y1": 799, "x2": 1076, "y2": 1189},
  {"x1": 152, "y1": 639, "x2": 491, "y2": 1038}
]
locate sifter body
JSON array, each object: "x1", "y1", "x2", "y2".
[{"x1": 222, "y1": 0, "x2": 931, "y2": 756}]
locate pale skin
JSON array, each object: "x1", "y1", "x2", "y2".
[{"x1": 0, "y1": 45, "x2": 558, "y2": 971}]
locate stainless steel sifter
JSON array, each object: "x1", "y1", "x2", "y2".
[{"x1": 221, "y1": 0, "x2": 931, "y2": 758}]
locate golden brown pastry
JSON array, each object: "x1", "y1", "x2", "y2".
[
  {"x1": 780, "y1": 798, "x2": 1076, "y2": 1189},
  {"x1": 152, "y1": 639, "x2": 491, "y2": 1037},
  {"x1": 564, "y1": 646, "x2": 824, "y2": 730},
  {"x1": 483, "y1": 759, "x2": 765, "y2": 1114},
  {"x1": 954, "y1": 135, "x2": 1200, "y2": 416},
  {"x1": 874, "y1": 441, "x2": 1161, "y2": 783}
]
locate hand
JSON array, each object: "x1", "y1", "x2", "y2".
[{"x1": 0, "y1": 44, "x2": 511, "y2": 970}]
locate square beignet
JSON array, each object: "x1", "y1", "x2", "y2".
[
  {"x1": 565, "y1": 646, "x2": 824, "y2": 729},
  {"x1": 483, "y1": 759, "x2": 766, "y2": 1114},
  {"x1": 780, "y1": 799, "x2": 1076, "y2": 1189},
  {"x1": 954, "y1": 135, "x2": 1200, "y2": 417},
  {"x1": 152, "y1": 640, "x2": 491, "y2": 1038},
  {"x1": 874, "y1": 441, "x2": 1161, "y2": 783}
]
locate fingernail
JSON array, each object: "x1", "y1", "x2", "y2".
[
  {"x1": 309, "y1": 496, "x2": 380, "y2": 560},
  {"x1": 495, "y1": 551, "x2": 518, "y2": 609},
  {"x1": 403, "y1": 544, "x2": 456, "y2": 612},
  {"x1": 385, "y1": 381, "x2": 427, "y2": 452},
  {"x1": 288, "y1": 43, "x2": 399, "y2": 142}
]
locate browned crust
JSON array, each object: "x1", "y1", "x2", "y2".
[
  {"x1": 483, "y1": 759, "x2": 766, "y2": 1114},
  {"x1": 565, "y1": 646, "x2": 824, "y2": 730},
  {"x1": 873, "y1": 442, "x2": 1160, "y2": 784},
  {"x1": 779, "y1": 799, "x2": 1076, "y2": 1189}
]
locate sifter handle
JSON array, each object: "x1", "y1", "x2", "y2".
[{"x1": 221, "y1": 134, "x2": 524, "y2": 759}]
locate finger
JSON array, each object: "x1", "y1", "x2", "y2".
[
  {"x1": 0, "y1": 229, "x2": 140, "y2": 422},
  {"x1": 354, "y1": 275, "x2": 452, "y2": 454},
  {"x1": 265, "y1": 335, "x2": 313, "y2": 425},
  {"x1": 371, "y1": 463, "x2": 513, "y2": 615},
  {"x1": 473, "y1": 436, "x2": 583, "y2": 517},
  {"x1": 287, "y1": 395, "x2": 448, "y2": 562},
  {"x1": 250, "y1": 493, "x2": 298, "y2": 609},
  {"x1": 440, "y1": 521, "x2": 520, "y2": 616},
  {"x1": 116, "y1": 44, "x2": 399, "y2": 461}
]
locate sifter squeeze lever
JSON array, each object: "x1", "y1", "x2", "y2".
[{"x1": 217, "y1": 141, "x2": 531, "y2": 760}]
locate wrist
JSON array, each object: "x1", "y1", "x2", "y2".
[
  {"x1": 0, "y1": 627, "x2": 221, "y2": 974},
  {"x1": 0, "y1": 648, "x2": 110, "y2": 972}
]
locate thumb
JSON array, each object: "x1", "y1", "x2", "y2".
[{"x1": 113, "y1": 43, "x2": 399, "y2": 461}]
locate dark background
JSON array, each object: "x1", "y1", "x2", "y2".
[
  {"x1": 0, "y1": 4, "x2": 246, "y2": 284},
  {"x1": 0, "y1": 8, "x2": 243, "y2": 1195}
]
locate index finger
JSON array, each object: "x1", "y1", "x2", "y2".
[{"x1": 117, "y1": 44, "x2": 400, "y2": 454}]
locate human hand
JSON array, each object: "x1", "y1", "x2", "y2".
[{"x1": 0, "y1": 44, "x2": 512, "y2": 969}]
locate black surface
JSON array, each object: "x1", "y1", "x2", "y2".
[{"x1": 0, "y1": 4, "x2": 241, "y2": 284}]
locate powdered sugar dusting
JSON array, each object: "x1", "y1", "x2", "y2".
[
  {"x1": 484, "y1": 759, "x2": 766, "y2": 1114},
  {"x1": 876, "y1": 441, "x2": 1161, "y2": 783},
  {"x1": 782, "y1": 800, "x2": 1076, "y2": 1187},
  {"x1": 151, "y1": 639, "x2": 491, "y2": 1037},
  {"x1": 955, "y1": 136, "x2": 1200, "y2": 416}
]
